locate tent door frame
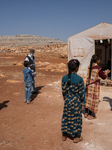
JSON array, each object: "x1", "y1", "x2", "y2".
[
  {"x1": 111, "y1": 39, "x2": 112, "y2": 80},
  {"x1": 95, "y1": 39, "x2": 112, "y2": 80}
]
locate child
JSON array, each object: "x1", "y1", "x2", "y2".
[
  {"x1": 85, "y1": 54, "x2": 110, "y2": 119},
  {"x1": 61, "y1": 59, "x2": 85, "y2": 143},
  {"x1": 22, "y1": 61, "x2": 35, "y2": 104}
]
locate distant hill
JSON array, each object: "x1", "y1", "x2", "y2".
[{"x1": 0, "y1": 35, "x2": 67, "y2": 47}]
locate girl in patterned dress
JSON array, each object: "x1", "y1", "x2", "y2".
[
  {"x1": 85, "y1": 54, "x2": 110, "y2": 120},
  {"x1": 61, "y1": 59, "x2": 85, "y2": 143}
]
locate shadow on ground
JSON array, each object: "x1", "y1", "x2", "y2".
[
  {"x1": 103, "y1": 96, "x2": 112, "y2": 111},
  {"x1": 0, "y1": 100, "x2": 10, "y2": 110},
  {"x1": 30, "y1": 86, "x2": 44, "y2": 102}
]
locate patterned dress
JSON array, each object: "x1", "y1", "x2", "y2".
[
  {"x1": 86, "y1": 65, "x2": 107, "y2": 113},
  {"x1": 61, "y1": 73, "x2": 85, "y2": 137}
]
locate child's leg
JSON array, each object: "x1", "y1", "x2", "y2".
[
  {"x1": 24, "y1": 83, "x2": 28, "y2": 102},
  {"x1": 92, "y1": 112, "x2": 97, "y2": 118},
  {"x1": 85, "y1": 108, "x2": 89, "y2": 113},
  {"x1": 84, "y1": 108, "x2": 88, "y2": 118},
  {"x1": 88, "y1": 110, "x2": 92, "y2": 116},
  {"x1": 27, "y1": 82, "x2": 32, "y2": 102},
  {"x1": 32, "y1": 76, "x2": 35, "y2": 92},
  {"x1": 87, "y1": 110, "x2": 95, "y2": 120},
  {"x1": 62, "y1": 132, "x2": 67, "y2": 141}
]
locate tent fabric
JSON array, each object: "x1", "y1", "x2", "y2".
[{"x1": 68, "y1": 23, "x2": 112, "y2": 76}]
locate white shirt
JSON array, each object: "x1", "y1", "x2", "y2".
[{"x1": 25, "y1": 54, "x2": 36, "y2": 74}]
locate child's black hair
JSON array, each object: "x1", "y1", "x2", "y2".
[
  {"x1": 24, "y1": 61, "x2": 30, "y2": 67},
  {"x1": 67, "y1": 59, "x2": 80, "y2": 85},
  {"x1": 89, "y1": 54, "x2": 100, "y2": 79}
]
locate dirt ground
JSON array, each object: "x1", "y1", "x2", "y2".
[{"x1": 0, "y1": 54, "x2": 112, "y2": 150}]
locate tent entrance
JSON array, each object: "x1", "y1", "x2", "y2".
[{"x1": 95, "y1": 39, "x2": 111, "y2": 80}]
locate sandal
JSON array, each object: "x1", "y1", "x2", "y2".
[
  {"x1": 62, "y1": 136, "x2": 67, "y2": 141},
  {"x1": 87, "y1": 115, "x2": 94, "y2": 120},
  {"x1": 73, "y1": 137, "x2": 83, "y2": 143},
  {"x1": 84, "y1": 113, "x2": 88, "y2": 118}
]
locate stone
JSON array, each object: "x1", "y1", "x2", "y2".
[
  {"x1": 6, "y1": 80, "x2": 22, "y2": 83},
  {"x1": 59, "y1": 51, "x2": 68, "y2": 58},
  {"x1": 17, "y1": 62, "x2": 23, "y2": 66},
  {"x1": 0, "y1": 74, "x2": 5, "y2": 77},
  {"x1": 13, "y1": 62, "x2": 17, "y2": 65}
]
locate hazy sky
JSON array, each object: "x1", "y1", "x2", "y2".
[{"x1": 0, "y1": 0, "x2": 112, "y2": 41}]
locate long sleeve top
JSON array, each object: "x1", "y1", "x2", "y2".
[
  {"x1": 22, "y1": 67, "x2": 34, "y2": 83},
  {"x1": 62, "y1": 73, "x2": 85, "y2": 105}
]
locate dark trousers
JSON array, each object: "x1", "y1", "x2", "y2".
[
  {"x1": 85, "y1": 108, "x2": 95, "y2": 117},
  {"x1": 62, "y1": 132, "x2": 81, "y2": 138}
]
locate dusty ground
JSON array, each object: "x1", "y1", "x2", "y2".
[{"x1": 0, "y1": 54, "x2": 112, "y2": 150}]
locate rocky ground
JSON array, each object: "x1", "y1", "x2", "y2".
[
  {"x1": 0, "y1": 35, "x2": 67, "y2": 47},
  {"x1": 0, "y1": 35, "x2": 67, "y2": 59},
  {"x1": 0, "y1": 53, "x2": 112, "y2": 150}
]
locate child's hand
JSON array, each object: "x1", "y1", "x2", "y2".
[
  {"x1": 106, "y1": 69, "x2": 110, "y2": 74},
  {"x1": 104, "y1": 69, "x2": 110, "y2": 75}
]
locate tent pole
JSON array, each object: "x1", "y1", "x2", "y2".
[{"x1": 111, "y1": 39, "x2": 112, "y2": 80}]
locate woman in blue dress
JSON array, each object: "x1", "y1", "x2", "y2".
[{"x1": 61, "y1": 59, "x2": 85, "y2": 143}]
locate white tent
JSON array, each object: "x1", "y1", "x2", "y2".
[{"x1": 68, "y1": 23, "x2": 112, "y2": 78}]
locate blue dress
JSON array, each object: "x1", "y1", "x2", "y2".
[{"x1": 61, "y1": 73, "x2": 85, "y2": 137}]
